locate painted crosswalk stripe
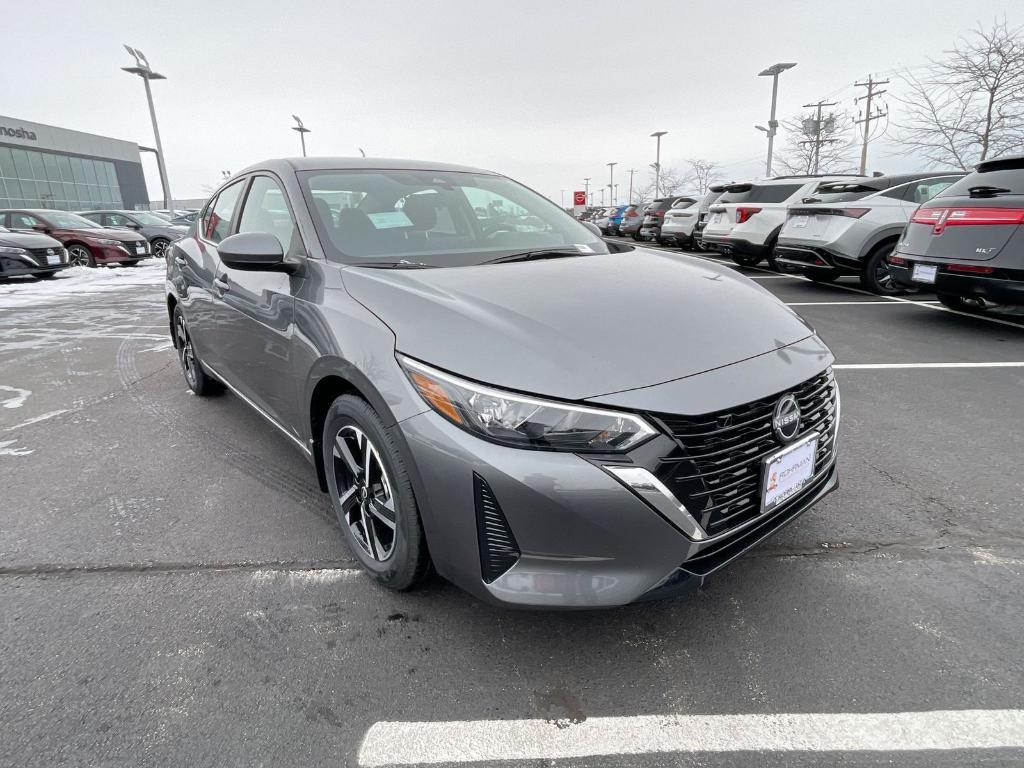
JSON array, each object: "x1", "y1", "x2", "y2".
[{"x1": 357, "y1": 709, "x2": 1024, "y2": 766}]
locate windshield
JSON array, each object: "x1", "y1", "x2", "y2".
[
  {"x1": 44, "y1": 211, "x2": 99, "y2": 228},
  {"x1": 131, "y1": 211, "x2": 171, "y2": 225},
  {"x1": 300, "y1": 169, "x2": 608, "y2": 266}
]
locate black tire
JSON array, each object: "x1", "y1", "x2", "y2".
[
  {"x1": 67, "y1": 243, "x2": 96, "y2": 268},
  {"x1": 806, "y1": 268, "x2": 842, "y2": 283},
  {"x1": 37, "y1": 271, "x2": 60, "y2": 280},
  {"x1": 151, "y1": 238, "x2": 171, "y2": 258},
  {"x1": 860, "y1": 242, "x2": 900, "y2": 295},
  {"x1": 172, "y1": 306, "x2": 223, "y2": 396},
  {"x1": 123, "y1": 260, "x2": 140, "y2": 267},
  {"x1": 322, "y1": 394, "x2": 431, "y2": 591},
  {"x1": 731, "y1": 252, "x2": 762, "y2": 267},
  {"x1": 631, "y1": 231, "x2": 642, "y2": 241},
  {"x1": 937, "y1": 293, "x2": 990, "y2": 312}
]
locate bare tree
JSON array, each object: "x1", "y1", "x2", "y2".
[
  {"x1": 685, "y1": 158, "x2": 724, "y2": 194},
  {"x1": 777, "y1": 110, "x2": 856, "y2": 175},
  {"x1": 895, "y1": 19, "x2": 1024, "y2": 169}
]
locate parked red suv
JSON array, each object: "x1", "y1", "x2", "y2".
[{"x1": 0, "y1": 209, "x2": 150, "y2": 267}]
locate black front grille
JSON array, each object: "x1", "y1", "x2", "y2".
[
  {"x1": 27, "y1": 247, "x2": 60, "y2": 266},
  {"x1": 474, "y1": 474, "x2": 520, "y2": 583},
  {"x1": 649, "y1": 370, "x2": 838, "y2": 537}
]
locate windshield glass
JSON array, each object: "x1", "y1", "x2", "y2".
[
  {"x1": 44, "y1": 211, "x2": 99, "y2": 228},
  {"x1": 131, "y1": 211, "x2": 170, "y2": 225},
  {"x1": 301, "y1": 169, "x2": 608, "y2": 266}
]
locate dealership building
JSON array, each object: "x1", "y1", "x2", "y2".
[{"x1": 0, "y1": 115, "x2": 149, "y2": 212}]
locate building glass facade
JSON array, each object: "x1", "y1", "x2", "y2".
[{"x1": 0, "y1": 146, "x2": 124, "y2": 210}]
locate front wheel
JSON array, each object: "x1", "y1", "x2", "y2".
[
  {"x1": 122, "y1": 260, "x2": 140, "y2": 267},
  {"x1": 67, "y1": 244, "x2": 95, "y2": 268},
  {"x1": 323, "y1": 395, "x2": 431, "y2": 590},
  {"x1": 937, "y1": 293, "x2": 990, "y2": 313},
  {"x1": 151, "y1": 238, "x2": 171, "y2": 258},
  {"x1": 860, "y1": 243, "x2": 900, "y2": 295},
  {"x1": 172, "y1": 306, "x2": 223, "y2": 396}
]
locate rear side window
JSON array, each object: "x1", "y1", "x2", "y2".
[
  {"x1": 202, "y1": 181, "x2": 244, "y2": 243},
  {"x1": 935, "y1": 169, "x2": 1024, "y2": 198},
  {"x1": 745, "y1": 184, "x2": 803, "y2": 203}
]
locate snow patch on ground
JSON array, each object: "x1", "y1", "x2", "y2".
[
  {"x1": 0, "y1": 261, "x2": 165, "y2": 309},
  {"x1": 0, "y1": 385, "x2": 31, "y2": 409},
  {"x1": 0, "y1": 438, "x2": 33, "y2": 456}
]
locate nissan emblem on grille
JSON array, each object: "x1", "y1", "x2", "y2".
[{"x1": 772, "y1": 394, "x2": 801, "y2": 443}]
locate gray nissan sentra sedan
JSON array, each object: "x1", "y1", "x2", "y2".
[{"x1": 166, "y1": 158, "x2": 840, "y2": 608}]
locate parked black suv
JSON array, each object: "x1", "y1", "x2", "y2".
[
  {"x1": 889, "y1": 154, "x2": 1024, "y2": 310},
  {"x1": 639, "y1": 195, "x2": 696, "y2": 243}
]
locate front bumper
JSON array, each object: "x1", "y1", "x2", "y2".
[
  {"x1": 890, "y1": 260, "x2": 1024, "y2": 305},
  {"x1": 0, "y1": 250, "x2": 70, "y2": 277},
  {"x1": 95, "y1": 242, "x2": 151, "y2": 264},
  {"x1": 399, "y1": 383, "x2": 839, "y2": 608}
]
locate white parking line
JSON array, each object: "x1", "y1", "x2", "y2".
[
  {"x1": 785, "y1": 300, "x2": 940, "y2": 306},
  {"x1": 357, "y1": 709, "x2": 1024, "y2": 765},
  {"x1": 834, "y1": 362, "x2": 1024, "y2": 369}
]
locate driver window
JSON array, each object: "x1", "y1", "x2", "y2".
[
  {"x1": 105, "y1": 213, "x2": 131, "y2": 227},
  {"x1": 237, "y1": 176, "x2": 297, "y2": 251}
]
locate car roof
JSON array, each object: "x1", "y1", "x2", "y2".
[
  {"x1": 236, "y1": 156, "x2": 499, "y2": 177},
  {"x1": 976, "y1": 154, "x2": 1024, "y2": 173}
]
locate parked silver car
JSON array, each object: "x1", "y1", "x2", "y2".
[
  {"x1": 80, "y1": 209, "x2": 189, "y2": 258},
  {"x1": 774, "y1": 172, "x2": 964, "y2": 292}
]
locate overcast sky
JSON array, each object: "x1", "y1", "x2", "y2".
[{"x1": 3, "y1": 0, "x2": 1019, "y2": 205}]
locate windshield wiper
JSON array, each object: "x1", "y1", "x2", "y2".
[
  {"x1": 483, "y1": 249, "x2": 584, "y2": 265},
  {"x1": 357, "y1": 259, "x2": 435, "y2": 269},
  {"x1": 968, "y1": 185, "x2": 1012, "y2": 198}
]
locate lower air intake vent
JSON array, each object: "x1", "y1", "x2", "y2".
[{"x1": 474, "y1": 473, "x2": 520, "y2": 583}]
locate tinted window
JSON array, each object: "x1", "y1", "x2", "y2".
[
  {"x1": 105, "y1": 213, "x2": 135, "y2": 227},
  {"x1": 935, "y1": 169, "x2": 1024, "y2": 198},
  {"x1": 8, "y1": 212, "x2": 41, "y2": 229},
  {"x1": 717, "y1": 185, "x2": 752, "y2": 204},
  {"x1": 203, "y1": 181, "x2": 244, "y2": 243},
  {"x1": 746, "y1": 184, "x2": 803, "y2": 203},
  {"x1": 906, "y1": 176, "x2": 961, "y2": 204},
  {"x1": 238, "y1": 175, "x2": 297, "y2": 251}
]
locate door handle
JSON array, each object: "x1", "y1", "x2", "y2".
[{"x1": 213, "y1": 276, "x2": 230, "y2": 293}]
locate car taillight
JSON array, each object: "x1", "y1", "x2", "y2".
[
  {"x1": 912, "y1": 206, "x2": 1024, "y2": 234},
  {"x1": 839, "y1": 208, "x2": 870, "y2": 218},
  {"x1": 736, "y1": 207, "x2": 762, "y2": 224},
  {"x1": 947, "y1": 263, "x2": 995, "y2": 274},
  {"x1": 888, "y1": 255, "x2": 907, "y2": 265}
]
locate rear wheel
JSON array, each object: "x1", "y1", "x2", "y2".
[
  {"x1": 731, "y1": 252, "x2": 762, "y2": 267},
  {"x1": 806, "y1": 268, "x2": 842, "y2": 283},
  {"x1": 323, "y1": 394, "x2": 431, "y2": 590},
  {"x1": 173, "y1": 306, "x2": 223, "y2": 396},
  {"x1": 67, "y1": 244, "x2": 95, "y2": 268},
  {"x1": 937, "y1": 293, "x2": 990, "y2": 312},
  {"x1": 860, "y1": 242, "x2": 900, "y2": 295}
]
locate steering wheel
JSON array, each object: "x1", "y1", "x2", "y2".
[{"x1": 485, "y1": 225, "x2": 518, "y2": 240}]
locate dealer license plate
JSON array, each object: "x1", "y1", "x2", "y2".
[
  {"x1": 912, "y1": 264, "x2": 937, "y2": 283},
  {"x1": 711, "y1": 213, "x2": 722, "y2": 224},
  {"x1": 46, "y1": 254, "x2": 60, "y2": 265},
  {"x1": 791, "y1": 215, "x2": 808, "y2": 228},
  {"x1": 763, "y1": 433, "x2": 818, "y2": 513}
]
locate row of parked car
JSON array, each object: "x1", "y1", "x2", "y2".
[
  {"x1": 0, "y1": 207, "x2": 198, "y2": 278},
  {"x1": 582, "y1": 154, "x2": 1024, "y2": 310}
]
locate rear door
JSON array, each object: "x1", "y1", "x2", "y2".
[{"x1": 899, "y1": 169, "x2": 1024, "y2": 261}]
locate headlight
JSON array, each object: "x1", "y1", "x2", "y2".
[
  {"x1": 0, "y1": 246, "x2": 28, "y2": 255},
  {"x1": 95, "y1": 238, "x2": 123, "y2": 246},
  {"x1": 399, "y1": 356, "x2": 656, "y2": 452}
]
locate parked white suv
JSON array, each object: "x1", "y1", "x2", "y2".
[{"x1": 702, "y1": 175, "x2": 869, "y2": 267}]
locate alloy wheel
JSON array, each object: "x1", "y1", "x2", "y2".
[
  {"x1": 875, "y1": 256, "x2": 897, "y2": 293},
  {"x1": 152, "y1": 239, "x2": 168, "y2": 258},
  {"x1": 68, "y1": 245, "x2": 92, "y2": 267},
  {"x1": 175, "y1": 315, "x2": 198, "y2": 388},
  {"x1": 332, "y1": 425, "x2": 397, "y2": 562}
]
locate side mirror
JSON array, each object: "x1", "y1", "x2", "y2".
[
  {"x1": 582, "y1": 221, "x2": 602, "y2": 238},
  {"x1": 32, "y1": 224, "x2": 50, "y2": 233},
  {"x1": 218, "y1": 231, "x2": 295, "y2": 272}
]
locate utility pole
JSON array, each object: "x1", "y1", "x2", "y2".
[
  {"x1": 583, "y1": 177, "x2": 591, "y2": 207},
  {"x1": 607, "y1": 162, "x2": 617, "y2": 206},
  {"x1": 627, "y1": 169, "x2": 637, "y2": 203},
  {"x1": 802, "y1": 99, "x2": 839, "y2": 174},
  {"x1": 650, "y1": 131, "x2": 667, "y2": 197},
  {"x1": 854, "y1": 75, "x2": 889, "y2": 175},
  {"x1": 758, "y1": 63, "x2": 797, "y2": 177}
]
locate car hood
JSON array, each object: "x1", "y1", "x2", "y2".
[
  {"x1": 342, "y1": 249, "x2": 815, "y2": 401},
  {"x1": 0, "y1": 230, "x2": 62, "y2": 249},
  {"x1": 79, "y1": 227, "x2": 147, "y2": 242}
]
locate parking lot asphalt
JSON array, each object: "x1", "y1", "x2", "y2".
[{"x1": 2, "y1": 254, "x2": 1023, "y2": 767}]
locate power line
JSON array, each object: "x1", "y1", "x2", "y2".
[{"x1": 854, "y1": 75, "x2": 889, "y2": 174}]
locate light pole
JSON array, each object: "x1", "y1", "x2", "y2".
[
  {"x1": 560, "y1": 189, "x2": 567, "y2": 209},
  {"x1": 583, "y1": 177, "x2": 591, "y2": 207},
  {"x1": 614, "y1": 183, "x2": 619, "y2": 204},
  {"x1": 627, "y1": 169, "x2": 637, "y2": 204},
  {"x1": 122, "y1": 46, "x2": 172, "y2": 209},
  {"x1": 758, "y1": 62, "x2": 797, "y2": 177},
  {"x1": 292, "y1": 115, "x2": 311, "y2": 157},
  {"x1": 607, "y1": 162, "x2": 617, "y2": 206},
  {"x1": 650, "y1": 131, "x2": 667, "y2": 198}
]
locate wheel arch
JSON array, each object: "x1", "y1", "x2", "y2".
[
  {"x1": 166, "y1": 294, "x2": 179, "y2": 348},
  {"x1": 857, "y1": 228, "x2": 904, "y2": 262}
]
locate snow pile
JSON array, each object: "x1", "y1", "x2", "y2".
[{"x1": 0, "y1": 260, "x2": 166, "y2": 309}]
